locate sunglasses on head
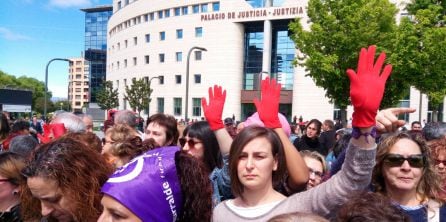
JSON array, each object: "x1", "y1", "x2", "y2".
[
  {"x1": 383, "y1": 154, "x2": 425, "y2": 168},
  {"x1": 179, "y1": 138, "x2": 201, "y2": 147}
]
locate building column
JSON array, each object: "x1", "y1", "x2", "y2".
[{"x1": 262, "y1": 0, "x2": 273, "y2": 74}]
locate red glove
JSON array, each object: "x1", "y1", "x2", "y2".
[
  {"x1": 253, "y1": 77, "x2": 282, "y2": 129},
  {"x1": 38, "y1": 124, "x2": 53, "y2": 144},
  {"x1": 51, "y1": 123, "x2": 66, "y2": 139},
  {"x1": 202, "y1": 85, "x2": 226, "y2": 131},
  {"x1": 346, "y1": 45, "x2": 392, "y2": 128}
]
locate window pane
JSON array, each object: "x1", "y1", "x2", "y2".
[
  {"x1": 182, "y1": 6, "x2": 188, "y2": 15},
  {"x1": 193, "y1": 5, "x2": 199, "y2": 13},
  {"x1": 201, "y1": 4, "x2": 208, "y2": 12},
  {"x1": 213, "y1": 2, "x2": 220, "y2": 11},
  {"x1": 195, "y1": 27, "x2": 203, "y2": 37},
  {"x1": 192, "y1": 98, "x2": 201, "y2": 116},
  {"x1": 176, "y1": 52, "x2": 183, "y2": 62},
  {"x1": 176, "y1": 29, "x2": 183, "y2": 39},
  {"x1": 174, "y1": 8, "x2": 181, "y2": 16}
]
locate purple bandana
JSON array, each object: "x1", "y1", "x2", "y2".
[{"x1": 101, "y1": 146, "x2": 183, "y2": 221}]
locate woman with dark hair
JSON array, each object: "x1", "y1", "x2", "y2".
[
  {"x1": 212, "y1": 45, "x2": 393, "y2": 220},
  {"x1": 99, "y1": 146, "x2": 212, "y2": 222},
  {"x1": 21, "y1": 137, "x2": 113, "y2": 221},
  {"x1": 372, "y1": 132, "x2": 446, "y2": 221},
  {"x1": 180, "y1": 121, "x2": 230, "y2": 204},
  {"x1": 0, "y1": 152, "x2": 26, "y2": 222},
  {"x1": 293, "y1": 119, "x2": 325, "y2": 155}
]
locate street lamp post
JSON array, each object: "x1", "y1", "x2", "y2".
[
  {"x1": 147, "y1": 75, "x2": 161, "y2": 117},
  {"x1": 44, "y1": 58, "x2": 71, "y2": 122},
  {"x1": 185, "y1": 46, "x2": 207, "y2": 123}
]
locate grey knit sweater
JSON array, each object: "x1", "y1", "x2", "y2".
[{"x1": 212, "y1": 142, "x2": 376, "y2": 221}]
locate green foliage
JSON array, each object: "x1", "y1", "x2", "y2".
[
  {"x1": 393, "y1": 1, "x2": 446, "y2": 109},
  {"x1": 96, "y1": 81, "x2": 119, "y2": 111},
  {"x1": 289, "y1": 0, "x2": 409, "y2": 110},
  {"x1": 124, "y1": 78, "x2": 152, "y2": 116},
  {"x1": 0, "y1": 70, "x2": 51, "y2": 112}
]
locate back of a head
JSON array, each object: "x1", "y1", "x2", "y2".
[
  {"x1": 11, "y1": 120, "x2": 30, "y2": 133},
  {"x1": 52, "y1": 112, "x2": 86, "y2": 133},
  {"x1": 423, "y1": 122, "x2": 446, "y2": 141},
  {"x1": 268, "y1": 212, "x2": 328, "y2": 222},
  {"x1": 114, "y1": 110, "x2": 137, "y2": 128},
  {"x1": 9, "y1": 135, "x2": 39, "y2": 158},
  {"x1": 63, "y1": 132, "x2": 102, "y2": 153},
  {"x1": 335, "y1": 192, "x2": 410, "y2": 222}
]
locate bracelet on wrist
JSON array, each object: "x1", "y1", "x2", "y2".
[{"x1": 351, "y1": 127, "x2": 377, "y2": 143}]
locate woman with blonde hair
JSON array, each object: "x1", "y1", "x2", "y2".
[
  {"x1": 102, "y1": 124, "x2": 154, "y2": 168},
  {"x1": 300, "y1": 150, "x2": 327, "y2": 189}
]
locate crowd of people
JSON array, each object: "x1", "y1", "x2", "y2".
[{"x1": 0, "y1": 45, "x2": 445, "y2": 221}]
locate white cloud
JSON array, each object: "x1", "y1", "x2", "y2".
[
  {"x1": 48, "y1": 0, "x2": 94, "y2": 8},
  {"x1": 0, "y1": 27, "x2": 31, "y2": 41}
]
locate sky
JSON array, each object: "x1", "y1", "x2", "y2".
[{"x1": 0, "y1": 0, "x2": 111, "y2": 98}]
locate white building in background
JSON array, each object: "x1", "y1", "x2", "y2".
[
  {"x1": 106, "y1": 0, "x2": 441, "y2": 124},
  {"x1": 68, "y1": 56, "x2": 89, "y2": 112}
]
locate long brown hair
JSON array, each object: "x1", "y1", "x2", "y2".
[
  {"x1": 21, "y1": 137, "x2": 113, "y2": 221},
  {"x1": 175, "y1": 151, "x2": 212, "y2": 221}
]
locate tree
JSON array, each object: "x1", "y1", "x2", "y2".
[
  {"x1": 96, "y1": 81, "x2": 119, "y2": 111},
  {"x1": 392, "y1": 1, "x2": 446, "y2": 121},
  {"x1": 289, "y1": 0, "x2": 410, "y2": 123},
  {"x1": 124, "y1": 78, "x2": 152, "y2": 116}
]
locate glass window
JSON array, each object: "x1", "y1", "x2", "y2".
[
  {"x1": 174, "y1": 8, "x2": 181, "y2": 16},
  {"x1": 117, "y1": 1, "x2": 122, "y2": 9},
  {"x1": 165, "y1": 9, "x2": 170, "y2": 17},
  {"x1": 182, "y1": 6, "x2": 188, "y2": 15},
  {"x1": 159, "y1": 76, "x2": 164, "y2": 84},
  {"x1": 133, "y1": 36, "x2": 137, "y2": 45},
  {"x1": 176, "y1": 52, "x2": 182, "y2": 62},
  {"x1": 158, "y1": 11, "x2": 163, "y2": 19},
  {"x1": 195, "y1": 51, "x2": 202, "y2": 60},
  {"x1": 175, "y1": 75, "x2": 182, "y2": 84},
  {"x1": 160, "y1": 31, "x2": 165, "y2": 41},
  {"x1": 144, "y1": 14, "x2": 149, "y2": 22},
  {"x1": 157, "y1": 98, "x2": 164, "y2": 113},
  {"x1": 133, "y1": 57, "x2": 137, "y2": 65},
  {"x1": 125, "y1": 39, "x2": 128, "y2": 48},
  {"x1": 159, "y1": 54, "x2": 165, "y2": 63},
  {"x1": 176, "y1": 29, "x2": 183, "y2": 39},
  {"x1": 124, "y1": 59, "x2": 127, "y2": 67},
  {"x1": 193, "y1": 5, "x2": 199, "y2": 13},
  {"x1": 195, "y1": 27, "x2": 203, "y2": 37},
  {"x1": 150, "y1": 13, "x2": 154, "y2": 20},
  {"x1": 145, "y1": 34, "x2": 150, "y2": 43},
  {"x1": 194, "y1": 74, "x2": 201, "y2": 83},
  {"x1": 174, "y1": 98, "x2": 182, "y2": 116},
  {"x1": 213, "y1": 2, "x2": 220, "y2": 11},
  {"x1": 192, "y1": 98, "x2": 201, "y2": 116},
  {"x1": 145, "y1": 55, "x2": 149, "y2": 64},
  {"x1": 201, "y1": 4, "x2": 208, "y2": 12},
  {"x1": 125, "y1": 0, "x2": 129, "y2": 5}
]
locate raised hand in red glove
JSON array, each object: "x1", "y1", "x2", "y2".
[
  {"x1": 202, "y1": 85, "x2": 226, "y2": 131},
  {"x1": 37, "y1": 123, "x2": 67, "y2": 143},
  {"x1": 346, "y1": 45, "x2": 392, "y2": 128},
  {"x1": 38, "y1": 124, "x2": 53, "y2": 143},
  {"x1": 253, "y1": 77, "x2": 282, "y2": 129}
]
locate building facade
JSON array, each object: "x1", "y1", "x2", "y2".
[
  {"x1": 106, "y1": 0, "x2": 440, "y2": 124},
  {"x1": 68, "y1": 57, "x2": 89, "y2": 112},
  {"x1": 81, "y1": 5, "x2": 113, "y2": 120}
]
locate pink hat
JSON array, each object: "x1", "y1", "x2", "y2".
[{"x1": 244, "y1": 112, "x2": 291, "y2": 137}]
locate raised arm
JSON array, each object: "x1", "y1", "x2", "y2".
[
  {"x1": 290, "y1": 45, "x2": 395, "y2": 218},
  {"x1": 254, "y1": 77, "x2": 309, "y2": 190},
  {"x1": 202, "y1": 85, "x2": 232, "y2": 156}
]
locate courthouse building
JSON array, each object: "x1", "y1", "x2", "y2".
[{"x1": 106, "y1": 0, "x2": 437, "y2": 123}]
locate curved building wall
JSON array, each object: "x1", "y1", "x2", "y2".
[{"x1": 107, "y1": 0, "x2": 412, "y2": 123}]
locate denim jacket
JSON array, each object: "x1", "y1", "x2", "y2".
[{"x1": 209, "y1": 154, "x2": 233, "y2": 206}]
